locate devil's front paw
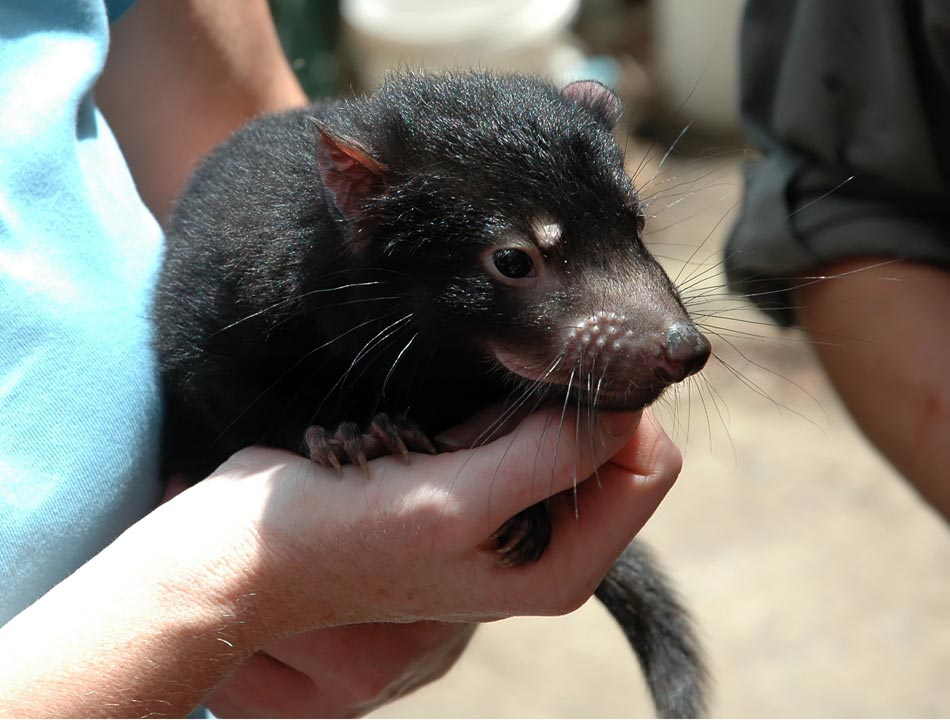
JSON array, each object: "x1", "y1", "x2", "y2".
[
  {"x1": 490, "y1": 502, "x2": 552, "y2": 567},
  {"x1": 304, "y1": 412, "x2": 436, "y2": 472}
]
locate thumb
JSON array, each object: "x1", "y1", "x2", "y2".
[
  {"x1": 433, "y1": 403, "x2": 533, "y2": 450},
  {"x1": 439, "y1": 406, "x2": 643, "y2": 529}
]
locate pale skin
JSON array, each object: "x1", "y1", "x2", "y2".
[
  {"x1": 0, "y1": 408, "x2": 682, "y2": 717},
  {"x1": 97, "y1": 0, "x2": 308, "y2": 222},
  {"x1": 793, "y1": 257, "x2": 950, "y2": 522}
]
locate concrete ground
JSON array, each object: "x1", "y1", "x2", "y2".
[{"x1": 371, "y1": 150, "x2": 950, "y2": 718}]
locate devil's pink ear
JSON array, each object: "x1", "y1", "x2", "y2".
[
  {"x1": 561, "y1": 80, "x2": 623, "y2": 128},
  {"x1": 310, "y1": 117, "x2": 389, "y2": 221}
]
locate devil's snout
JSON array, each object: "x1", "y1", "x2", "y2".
[
  {"x1": 656, "y1": 320, "x2": 711, "y2": 383},
  {"x1": 564, "y1": 312, "x2": 709, "y2": 386}
]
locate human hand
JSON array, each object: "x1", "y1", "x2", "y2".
[
  {"x1": 181, "y1": 406, "x2": 677, "y2": 642},
  {"x1": 204, "y1": 621, "x2": 476, "y2": 717},
  {"x1": 167, "y1": 405, "x2": 675, "y2": 651},
  {"x1": 195, "y1": 408, "x2": 680, "y2": 717},
  {"x1": 163, "y1": 478, "x2": 474, "y2": 718}
]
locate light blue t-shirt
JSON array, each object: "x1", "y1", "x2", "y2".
[{"x1": 0, "y1": 0, "x2": 163, "y2": 624}]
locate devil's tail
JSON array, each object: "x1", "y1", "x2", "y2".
[{"x1": 595, "y1": 540, "x2": 709, "y2": 718}]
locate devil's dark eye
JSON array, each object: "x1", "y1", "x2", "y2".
[{"x1": 492, "y1": 248, "x2": 534, "y2": 279}]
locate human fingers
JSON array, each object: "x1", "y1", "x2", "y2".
[
  {"x1": 265, "y1": 622, "x2": 476, "y2": 715},
  {"x1": 496, "y1": 411, "x2": 681, "y2": 616},
  {"x1": 204, "y1": 652, "x2": 320, "y2": 718},
  {"x1": 428, "y1": 406, "x2": 642, "y2": 537},
  {"x1": 433, "y1": 402, "x2": 531, "y2": 450},
  {"x1": 215, "y1": 406, "x2": 639, "y2": 529},
  {"x1": 192, "y1": 410, "x2": 648, "y2": 633},
  {"x1": 205, "y1": 622, "x2": 475, "y2": 718}
]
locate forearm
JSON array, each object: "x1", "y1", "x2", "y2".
[
  {"x1": 97, "y1": 0, "x2": 307, "y2": 223},
  {"x1": 0, "y1": 487, "x2": 261, "y2": 717},
  {"x1": 794, "y1": 257, "x2": 950, "y2": 521}
]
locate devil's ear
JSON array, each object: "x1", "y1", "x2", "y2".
[
  {"x1": 310, "y1": 117, "x2": 389, "y2": 221},
  {"x1": 561, "y1": 80, "x2": 623, "y2": 128}
]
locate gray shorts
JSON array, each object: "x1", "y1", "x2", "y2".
[{"x1": 726, "y1": 0, "x2": 950, "y2": 325}]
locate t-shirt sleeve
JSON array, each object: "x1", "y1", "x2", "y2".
[{"x1": 0, "y1": 0, "x2": 163, "y2": 624}]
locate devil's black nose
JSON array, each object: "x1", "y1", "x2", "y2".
[{"x1": 657, "y1": 321, "x2": 711, "y2": 383}]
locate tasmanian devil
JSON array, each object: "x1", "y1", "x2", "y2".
[{"x1": 154, "y1": 71, "x2": 711, "y2": 717}]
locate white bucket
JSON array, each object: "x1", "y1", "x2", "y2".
[{"x1": 341, "y1": 0, "x2": 584, "y2": 88}]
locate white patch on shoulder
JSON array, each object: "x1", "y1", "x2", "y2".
[{"x1": 532, "y1": 216, "x2": 563, "y2": 250}]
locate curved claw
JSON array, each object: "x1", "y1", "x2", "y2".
[
  {"x1": 304, "y1": 413, "x2": 438, "y2": 475},
  {"x1": 305, "y1": 426, "x2": 345, "y2": 476},
  {"x1": 328, "y1": 452, "x2": 344, "y2": 477},
  {"x1": 413, "y1": 432, "x2": 437, "y2": 455},
  {"x1": 490, "y1": 503, "x2": 552, "y2": 567},
  {"x1": 370, "y1": 413, "x2": 437, "y2": 462}
]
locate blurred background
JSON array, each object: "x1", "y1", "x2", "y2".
[
  {"x1": 269, "y1": 0, "x2": 950, "y2": 716},
  {"x1": 268, "y1": 0, "x2": 743, "y2": 139}
]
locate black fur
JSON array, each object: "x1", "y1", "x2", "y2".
[
  {"x1": 155, "y1": 72, "x2": 708, "y2": 716},
  {"x1": 596, "y1": 543, "x2": 708, "y2": 717}
]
